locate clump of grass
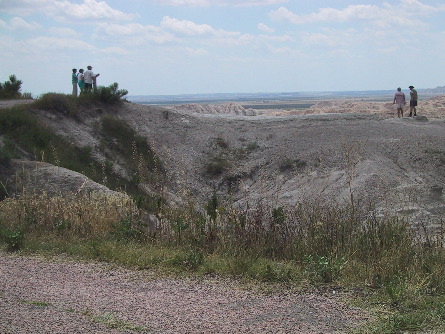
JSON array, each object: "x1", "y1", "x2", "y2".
[
  {"x1": 215, "y1": 137, "x2": 228, "y2": 149},
  {"x1": 279, "y1": 157, "x2": 307, "y2": 172},
  {"x1": 32, "y1": 93, "x2": 78, "y2": 115},
  {"x1": 246, "y1": 141, "x2": 259, "y2": 152},
  {"x1": 205, "y1": 156, "x2": 230, "y2": 176},
  {"x1": 0, "y1": 227, "x2": 24, "y2": 251}
]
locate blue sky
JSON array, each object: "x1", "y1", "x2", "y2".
[{"x1": 1, "y1": 0, "x2": 444, "y2": 96}]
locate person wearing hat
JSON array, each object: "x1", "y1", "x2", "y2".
[
  {"x1": 393, "y1": 87, "x2": 406, "y2": 118},
  {"x1": 71, "y1": 68, "x2": 78, "y2": 96},
  {"x1": 408, "y1": 85, "x2": 418, "y2": 116},
  {"x1": 83, "y1": 65, "x2": 100, "y2": 93}
]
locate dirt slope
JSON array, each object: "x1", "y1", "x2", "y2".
[{"x1": 114, "y1": 98, "x2": 445, "y2": 232}]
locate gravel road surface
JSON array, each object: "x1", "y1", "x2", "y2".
[{"x1": 0, "y1": 252, "x2": 368, "y2": 333}]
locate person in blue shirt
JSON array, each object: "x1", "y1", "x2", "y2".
[{"x1": 72, "y1": 68, "x2": 78, "y2": 96}]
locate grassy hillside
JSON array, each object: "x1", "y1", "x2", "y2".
[{"x1": 0, "y1": 91, "x2": 444, "y2": 333}]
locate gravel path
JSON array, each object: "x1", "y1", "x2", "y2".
[{"x1": 0, "y1": 252, "x2": 368, "y2": 333}]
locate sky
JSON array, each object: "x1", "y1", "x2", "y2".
[{"x1": 1, "y1": 0, "x2": 445, "y2": 96}]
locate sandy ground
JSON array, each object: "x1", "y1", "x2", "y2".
[{"x1": 0, "y1": 252, "x2": 368, "y2": 334}]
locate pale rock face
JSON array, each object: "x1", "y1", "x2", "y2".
[
  {"x1": 3, "y1": 160, "x2": 126, "y2": 198},
  {"x1": 171, "y1": 103, "x2": 257, "y2": 116}
]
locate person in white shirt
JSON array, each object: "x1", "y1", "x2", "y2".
[
  {"x1": 393, "y1": 87, "x2": 406, "y2": 118},
  {"x1": 83, "y1": 65, "x2": 100, "y2": 93}
]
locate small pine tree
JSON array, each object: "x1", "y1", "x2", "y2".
[{"x1": 0, "y1": 75, "x2": 23, "y2": 99}]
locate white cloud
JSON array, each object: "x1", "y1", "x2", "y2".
[
  {"x1": 0, "y1": 0, "x2": 52, "y2": 16},
  {"x1": 0, "y1": 0, "x2": 135, "y2": 21},
  {"x1": 0, "y1": 17, "x2": 41, "y2": 30},
  {"x1": 185, "y1": 47, "x2": 208, "y2": 56},
  {"x1": 94, "y1": 22, "x2": 177, "y2": 44},
  {"x1": 270, "y1": 5, "x2": 382, "y2": 24},
  {"x1": 26, "y1": 36, "x2": 95, "y2": 51},
  {"x1": 300, "y1": 31, "x2": 342, "y2": 48},
  {"x1": 161, "y1": 16, "x2": 216, "y2": 36},
  {"x1": 258, "y1": 23, "x2": 274, "y2": 33},
  {"x1": 48, "y1": 27, "x2": 79, "y2": 37},
  {"x1": 160, "y1": 16, "x2": 253, "y2": 46},
  {"x1": 265, "y1": 45, "x2": 301, "y2": 56},
  {"x1": 399, "y1": 0, "x2": 445, "y2": 15},
  {"x1": 51, "y1": 0, "x2": 136, "y2": 21},
  {"x1": 155, "y1": 0, "x2": 287, "y2": 7},
  {"x1": 101, "y1": 46, "x2": 130, "y2": 56},
  {"x1": 259, "y1": 34, "x2": 292, "y2": 43},
  {"x1": 270, "y1": 1, "x2": 445, "y2": 25},
  {"x1": 93, "y1": 18, "x2": 253, "y2": 48}
]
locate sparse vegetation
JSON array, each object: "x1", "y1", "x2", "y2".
[
  {"x1": 99, "y1": 114, "x2": 164, "y2": 195},
  {"x1": 0, "y1": 91, "x2": 162, "y2": 200},
  {"x1": 32, "y1": 83, "x2": 128, "y2": 117}
]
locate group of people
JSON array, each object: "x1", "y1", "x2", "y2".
[
  {"x1": 71, "y1": 66, "x2": 100, "y2": 96},
  {"x1": 393, "y1": 85, "x2": 418, "y2": 118}
]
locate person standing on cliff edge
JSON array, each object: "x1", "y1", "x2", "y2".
[
  {"x1": 393, "y1": 87, "x2": 406, "y2": 118},
  {"x1": 408, "y1": 85, "x2": 418, "y2": 116},
  {"x1": 83, "y1": 65, "x2": 100, "y2": 93},
  {"x1": 71, "y1": 68, "x2": 78, "y2": 96}
]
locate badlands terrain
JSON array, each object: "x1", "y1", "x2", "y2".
[
  {"x1": 2, "y1": 94, "x2": 445, "y2": 232},
  {"x1": 137, "y1": 95, "x2": 445, "y2": 232}
]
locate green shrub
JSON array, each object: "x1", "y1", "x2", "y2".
[
  {"x1": 304, "y1": 255, "x2": 346, "y2": 283},
  {"x1": 1, "y1": 227, "x2": 24, "y2": 252},
  {"x1": 111, "y1": 219, "x2": 144, "y2": 241},
  {"x1": 0, "y1": 75, "x2": 22, "y2": 99},
  {"x1": 81, "y1": 82, "x2": 128, "y2": 104},
  {"x1": 32, "y1": 93, "x2": 78, "y2": 115},
  {"x1": 205, "y1": 156, "x2": 230, "y2": 176},
  {"x1": 185, "y1": 249, "x2": 204, "y2": 270}
]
